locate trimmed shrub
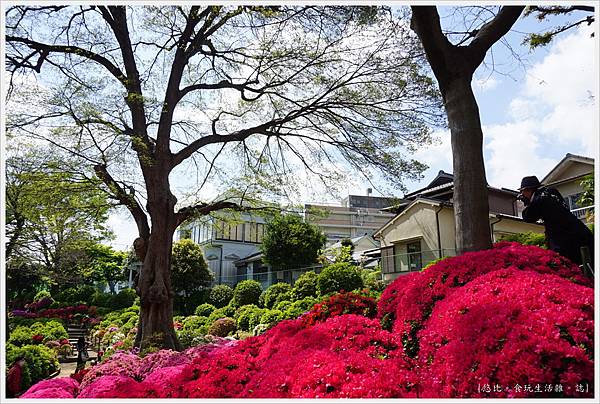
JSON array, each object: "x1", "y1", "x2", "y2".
[
  {"x1": 8, "y1": 326, "x2": 34, "y2": 347},
  {"x1": 207, "y1": 305, "x2": 236, "y2": 324},
  {"x1": 194, "y1": 303, "x2": 217, "y2": 317},
  {"x1": 260, "y1": 309, "x2": 284, "y2": 328},
  {"x1": 207, "y1": 317, "x2": 237, "y2": 337},
  {"x1": 30, "y1": 320, "x2": 68, "y2": 343},
  {"x1": 282, "y1": 297, "x2": 320, "y2": 320},
  {"x1": 208, "y1": 285, "x2": 234, "y2": 308},
  {"x1": 317, "y1": 263, "x2": 364, "y2": 295},
  {"x1": 182, "y1": 316, "x2": 209, "y2": 331},
  {"x1": 6, "y1": 343, "x2": 59, "y2": 390},
  {"x1": 234, "y1": 305, "x2": 266, "y2": 332},
  {"x1": 112, "y1": 288, "x2": 137, "y2": 310},
  {"x1": 263, "y1": 283, "x2": 292, "y2": 309},
  {"x1": 291, "y1": 271, "x2": 318, "y2": 300},
  {"x1": 232, "y1": 280, "x2": 262, "y2": 307},
  {"x1": 56, "y1": 285, "x2": 97, "y2": 305}
]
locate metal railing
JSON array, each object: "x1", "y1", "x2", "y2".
[
  {"x1": 571, "y1": 206, "x2": 594, "y2": 220},
  {"x1": 217, "y1": 265, "x2": 325, "y2": 289},
  {"x1": 381, "y1": 249, "x2": 457, "y2": 276}
]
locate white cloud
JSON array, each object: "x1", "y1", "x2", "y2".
[
  {"x1": 473, "y1": 77, "x2": 499, "y2": 92},
  {"x1": 484, "y1": 121, "x2": 555, "y2": 189},
  {"x1": 411, "y1": 129, "x2": 453, "y2": 185},
  {"x1": 484, "y1": 25, "x2": 597, "y2": 188}
]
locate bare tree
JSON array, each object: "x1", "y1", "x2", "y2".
[{"x1": 6, "y1": 6, "x2": 444, "y2": 349}]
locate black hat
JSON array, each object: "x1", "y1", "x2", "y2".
[{"x1": 519, "y1": 176, "x2": 541, "y2": 190}]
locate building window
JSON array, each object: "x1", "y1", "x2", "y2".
[{"x1": 407, "y1": 241, "x2": 422, "y2": 271}]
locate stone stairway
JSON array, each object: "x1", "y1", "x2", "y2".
[{"x1": 63, "y1": 324, "x2": 96, "y2": 363}]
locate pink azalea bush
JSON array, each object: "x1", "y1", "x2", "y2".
[{"x1": 21, "y1": 243, "x2": 594, "y2": 398}]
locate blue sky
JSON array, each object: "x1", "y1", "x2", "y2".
[{"x1": 72, "y1": 6, "x2": 597, "y2": 250}]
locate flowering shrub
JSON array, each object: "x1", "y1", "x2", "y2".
[
  {"x1": 70, "y1": 368, "x2": 91, "y2": 383},
  {"x1": 378, "y1": 242, "x2": 591, "y2": 337},
  {"x1": 416, "y1": 268, "x2": 594, "y2": 398},
  {"x1": 20, "y1": 244, "x2": 594, "y2": 398},
  {"x1": 21, "y1": 377, "x2": 79, "y2": 399},
  {"x1": 301, "y1": 291, "x2": 377, "y2": 327}
]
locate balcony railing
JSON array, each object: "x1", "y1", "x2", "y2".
[{"x1": 572, "y1": 206, "x2": 594, "y2": 220}]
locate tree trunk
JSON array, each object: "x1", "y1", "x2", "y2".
[
  {"x1": 134, "y1": 174, "x2": 182, "y2": 351},
  {"x1": 443, "y1": 76, "x2": 492, "y2": 253}
]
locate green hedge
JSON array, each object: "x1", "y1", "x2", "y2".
[
  {"x1": 292, "y1": 271, "x2": 319, "y2": 299},
  {"x1": 317, "y1": 262, "x2": 364, "y2": 295},
  {"x1": 234, "y1": 305, "x2": 265, "y2": 332},
  {"x1": 232, "y1": 280, "x2": 262, "y2": 307},
  {"x1": 208, "y1": 285, "x2": 234, "y2": 308},
  {"x1": 6, "y1": 343, "x2": 59, "y2": 391},
  {"x1": 263, "y1": 283, "x2": 292, "y2": 309},
  {"x1": 194, "y1": 303, "x2": 217, "y2": 317}
]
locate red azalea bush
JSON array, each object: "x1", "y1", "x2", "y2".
[
  {"x1": 378, "y1": 242, "x2": 591, "y2": 339},
  {"x1": 70, "y1": 368, "x2": 91, "y2": 383},
  {"x1": 20, "y1": 243, "x2": 594, "y2": 398},
  {"x1": 416, "y1": 268, "x2": 594, "y2": 398},
  {"x1": 301, "y1": 291, "x2": 377, "y2": 327}
]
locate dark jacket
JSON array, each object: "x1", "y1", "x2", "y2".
[{"x1": 522, "y1": 186, "x2": 594, "y2": 265}]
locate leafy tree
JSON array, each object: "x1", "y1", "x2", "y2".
[
  {"x1": 409, "y1": 5, "x2": 595, "y2": 253},
  {"x1": 523, "y1": 6, "x2": 595, "y2": 49},
  {"x1": 80, "y1": 244, "x2": 128, "y2": 294},
  {"x1": 5, "y1": 151, "x2": 113, "y2": 292},
  {"x1": 578, "y1": 173, "x2": 594, "y2": 227},
  {"x1": 171, "y1": 239, "x2": 213, "y2": 314},
  {"x1": 6, "y1": 6, "x2": 444, "y2": 349},
  {"x1": 262, "y1": 214, "x2": 327, "y2": 270}
]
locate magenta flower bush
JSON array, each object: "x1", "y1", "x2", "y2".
[{"x1": 21, "y1": 243, "x2": 594, "y2": 398}]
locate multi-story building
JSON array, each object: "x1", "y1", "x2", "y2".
[
  {"x1": 177, "y1": 212, "x2": 269, "y2": 286},
  {"x1": 304, "y1": 191, "x2": 398, "y2": 245}
]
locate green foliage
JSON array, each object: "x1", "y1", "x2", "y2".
[
  {"x1": 112, "y1": 288, "x2": 137, "y2": 309},
  {"x1": 207, "y1": 317, "x2": 237, "y2": 337},
  {"x1": 499, "y1": 232, "x2": 546, "y2": 248},
  {"x1": 207, "y1": 305, "x2": 236, "y2": 324},
  {"x1": 56, "y1": 285, "x2": 98, "y2": 305},
  {"x1": 91, "y1": 288, "x2": 137, "y2": 310},
  {"x1": 361, "y1": 268, "x2": 386, "y2": 292},
  {"x1": 263, "y1": 283, "x2": 292, "y2": 309},
  {"x1": 234, "y1": 304, "x2": 266, "y2": 332},
  {"x1": 80, "y1": 243, "x2": 128, "y2": 292},
  {"x1": 33, "y1": 291, "x2": 52, "y2": 301},
  {"x1": 5, "y1": 153, "x2": 113, "y2": 292},
  {"x1": 194, "y1": 303, "x2": 217, "y2": 317},
  {"x1": 291, "y1": 271, "x2": 319, "y2": 300},
  {"x1": 176, "y1": 328, "x2": 212, "y2": 349},
  {"x1": 208, "y1": 284, "x2": 234, "y2": 308},
  {"x1": 8, "y1": 326, "x2": 34, "y2": 347},
  {"x1": 260, "y1": 309, "x2": 284, "y2": 328},
  {"x1": 171, "y1": 239, "x2": 213, "y2": 301},
  {"x1": 182, "y1": 315, "x2": 209, "y2": 331},
  {"x1": 261, "y1": 214, "x2": 326, "y2": 270},
  {"x1": 30, "y1": 320, "x2": 68, "y2": 342},
  {"x1": 281, "y1": 297, "x2": 320, "y2": 320},
  {"x1": 6, "y1": 343, "x2": 59, "y2": 388},
  {"x1": 578, "y1": 174, "x2": 594, "y2": 207},
  {"x1": 317, "y1": 262, "x2": 364, "y2": 295},
  {"x1": 232, "y1": 280, "x2": 263, "y2": 307}
]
